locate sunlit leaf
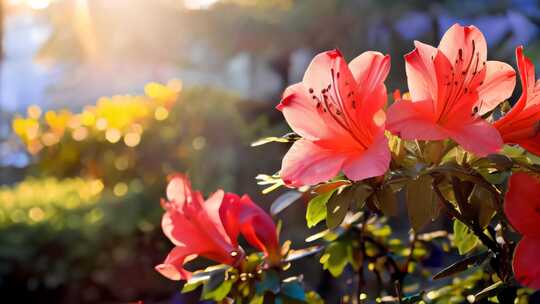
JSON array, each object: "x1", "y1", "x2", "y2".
[
  {"x1": 320, "y1": 241, "x2": 349, "y2": 277},
  {"x1": 306, "y1": 189, "x2": 337, "y2": 228},
  {"x1": 453, "y1": 220, "x2": 479, "y2": 255},
  {"x1": 474, "y1": 281, "x2": 505, "y2": 301}
]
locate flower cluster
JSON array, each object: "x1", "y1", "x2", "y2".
[
  {"x1": 12, "y1": 81, "x2": 181, "y2": 154},
  {"x1": 155, "y1": 174, "x2": 280, "y2": 280},
  {"x1": 156, "y1": 23, "x2": 540, "y2": 302}
]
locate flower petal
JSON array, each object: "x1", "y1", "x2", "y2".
[
  {"x1": 404, "y1": 41, "x2": 439, "y2": 102},
  {"x1": 342, "y1": 132, "x2": 390, "y2": 181},
  {"x1": 504, "y1": 172, "x2": 540, "y2": 238},
  {"x1": 280, "y1": 139, "x2": 347, "y2": 187},
  {"x1": 277, "y1": 83, "x2": 350, "y2": 141},
  {"x1": 386, "y1": 99, "x2": 447, "y2": 140},
  {"x1": 222, "y1": 194, "x2": 280, "y2": 264},
  {"x1": 155, "y1": 246, "x2": 197, "y2": 281},
  {"x1": 444, "y1": 118, "x2": 502, "y2": 156},
  {"x1": 348, "y1": 51, "x2": 391, "y2": 114},
  {"x1": 476, "y1": 60, "x2": 516, "y2": 115},
  {"x1": 438, "y1": 24, "x2": 487, "y2": 68},
  {"x1": 166, "y1": 174, "x2": 191, "y2": 207},
  {"x1": 513, "y1": 237, "x2": 540, "y2": 290}
]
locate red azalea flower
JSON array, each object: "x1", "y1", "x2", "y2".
[
  {"x1": 504, "y1": 172, "x2": 540, "y2": 289},
  {"x1": 387, "y1": 23, "x2": 516, "y2": 156},
  {"x1": 155, "y1": 174, "x2": 280, "y2": 280},
  {"x1": 277, "y1": 49, "x2": 391, "y2": 186},
  {"x1": 494, "y1": 46, "x2": 540, "y2": 156}
]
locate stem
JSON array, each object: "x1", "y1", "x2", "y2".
[{"x1": 395, "y1": 280, "x2": 404, "y2": 304}]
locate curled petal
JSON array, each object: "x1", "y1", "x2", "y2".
[
  {"x1": 404, "y1": 41, "x2": 439, "y2": 102},
  {"x1": 155, "y1": 246, "x2": 197, "y2": 281},
  {"x1": 513, "y1": 237, "x2": 540, "y2": 290},
  {"x1": 342, "y1": 131, "x2": 391, "y2": 181},
  {"x1": 504, "y1": 172, "x2": 540, "y2": 238},
  {"x1": 476, "y1": 60, "x2": 516, "y2": 115},
  {"x1": 280, "y1": 139, "x2": 347, "y2": 187}
]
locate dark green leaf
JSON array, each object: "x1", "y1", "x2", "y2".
[
  {"x1": 402, "y1": 291, "x2": 425, "y2": 304},
  {"x1": 306, "y1": 189, "x2": 337, "y2": 228},
  {"x1": 432, "y1": 251, "x2": 489, "y2": 280},
  {"x1": 474, "y1": 281, "x2": 505, "y2": 301},
  {"x1": 326, "y1": 186, "x2": 352, "y2": 230},
  {"x1": 453, "y1": 220, "x2": 479, "y2": 255},
  {"x1": 406, "y1": 175, "x2": 438, "y2": 231},
  {"x1": 469, "y1": 186, "x2": 496, "y2": 228},
  {"x1": 376, "y1": 186, "x2": 397, "y2": 216}
]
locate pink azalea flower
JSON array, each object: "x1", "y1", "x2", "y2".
[
  {"x1": 494, "y1": 46, "x2": 540, "y2": 156},
  {"x1": 277, "y1": 49, "x2": 391, "y2": 187},
  {"x1": 155, "y1": 174, "x2": 280, "y2": 280},
  {"x1": 387, "y1": 24, "x2": 516, "y2": 156},
  {"x1": 504, "y1": 172, "x2": 540, "y2": 289}
]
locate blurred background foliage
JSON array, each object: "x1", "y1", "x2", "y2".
[{"x1": 0, "y1": 0, "x2": 539, "y2": 303}]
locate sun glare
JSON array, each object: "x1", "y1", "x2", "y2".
[
  {"x1": 28, "y1": 0, "x2": 50, "y2": 9},
  {"x1": 184, "y1": 0, "x2": 219, "y2": 10}
]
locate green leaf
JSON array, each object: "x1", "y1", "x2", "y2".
[
  {"x1": 453, "y1": 220, "x2": 479, "y2": 255},
  {"x1": 249, "y1": 295, "x2": 265, "y2": 304},
  {"x1": 306, "y1": 189, "x2": 337, "y2": 228},
  {"x1": 202, "y1": 279, "x2": 233, "y2": 301},
  {"x1": 406, "y1": 175, "x2": 438, "y2": 231},
  {"x1": 181, "y1": 265, "x2": 230, "y2": 293},
  {"x1": 320, "y1": 241, "x2": 349, "y2": 277},
  {"x1": 375, "y1": 186, "x2": 397, "y2": 216},
  {"x1": 255, "y1": 270, "x2": 280, "y2": 295}
]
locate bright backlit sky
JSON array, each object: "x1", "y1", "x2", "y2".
[{"x1": 8, "y1": 0, "x2": 220, "y2": 10}]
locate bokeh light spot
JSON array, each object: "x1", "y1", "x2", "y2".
[
  {"x1": 113, "y1": 183, "x2": 128, "y2": 197},
  {"x1": 105, "y1": 128, "x2": 121, "y2": 143},
  {"x1": 154, "y1": 106, "x2": 169, "y2": 121}
]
